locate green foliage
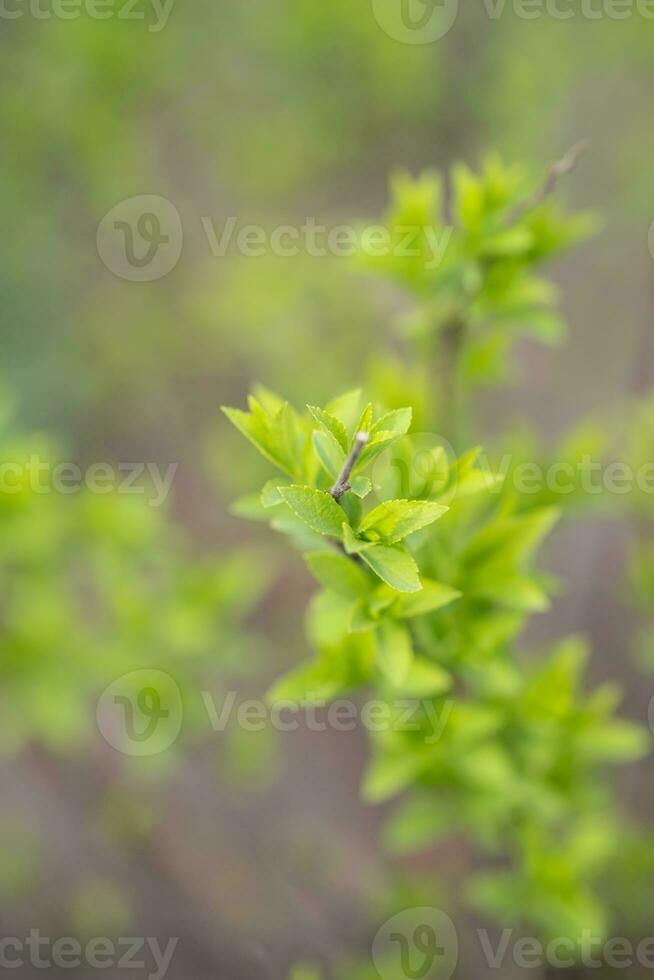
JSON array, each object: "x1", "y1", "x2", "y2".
[
  {"x1": 227, "y1": 383, "x2": 648, "y2": 951},
  {"x1": 2, "y1": 6, "x2": 652, "y2": 975},
  {"x1": 355, "y1": 155, "x2": 598, "y2": 427},
  {"x1": 0, "y1": 411, "x2": 264, "y2": 757},
  {"x1": 227, "y1": 157, "x2": 651, "y2": 977}
]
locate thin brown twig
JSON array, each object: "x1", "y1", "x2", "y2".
[
  {"x1": 509, "y1": 141, "x2": 590, "y2": 222},
  {"x1": 329, "y1": 431, "x2": 369, "y2": 501}
]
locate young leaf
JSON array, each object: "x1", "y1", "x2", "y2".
[
  {"x1": 360, "y1": 543, "x2": 421, "y2": 593},
  {"x1": 464, "y1": 507, "x2": 559, "y2": 568},
  {"x1": 230, "y1": 493, "x2": 269, "y2": 522},
  {"x1": 577, "y1": 721, "x2": 650, "y2": 763},
  {"x1": 376, "y1": 619, "x2": 413, "y2": 685},
  {"x1": 261, "y1": 480, "x2": 286, "y2": 508},
  {"x1": 307, "y1": 405, "x2": 348, "y2": 452},
  {"x1": 305, "y1": 589, "x2": 355, "y2": 648},
  {"x1": 269, "y1": 402, "x2": 305, "y2": 477},
  {"x1": 325, "y1": 388, "x2": 362, "y2": 435},
  {"x1": 342, "y1": 523, "x2": 374, "y2": 555},
  {"x1": 481, "y1": 226, "x2": 534, "y2": 258},
  {"x1": 340, "y1": 491, "x2": 362, "y2": 530},
  {"x1": 350, "y1": 475, "x2": 372, "y2": 498},
  {"x1": 368, "y1": 586, "x2": 397, "y2": 616},
  {"x1": 352, "y1": 402, "x2": 373, "y2": 442},
  {"x1": 278, "y1": 487, "x2": 348, "y2": 538},
  {"x1": 370, "y1": 407, "x2": 412, "y2": 438},
  {"x1": 312, "y1": 428, "x2": 345, "y2": 480},
  {"x1": 250, "y1": 384, "x2": 286, "y2": 416},
  {"x1": 399, "y1": 658, "x2": 451, "y2": 696},
  {"x1": 349, "y1": 599, "x2": 378, "y2": 633},
  {"x1": 360, "y1": 499, "x2": 448, "y2": 543},
  {"x1": 269, "y1": 510, "x2": 329, "y2": 551},
  {"x1": 304, "y1": 551, "x2": 371, "y2": 599},
  {"x1": 384, "y1": 794, "x2": 455, "y2": 855},
  {"x1": 393, "y1": 580, "x2": 461, "y2": 618},
  {"x1": 468, "y1": 573, "x2": 550, "y2": 612},
  {"x1": 222, "y1": 406, "x2": 291, "y2": 474},
  {"x1": 357, "y1": 428, "x2": 414, "y2": 469},
  {"x1": 362, "y1": 750, "x2": 427, "y2": 804},
  {"x1": 267, "y1": 657, "x2": 346, "y2": 704},
  {"x1": 271, "y1": 602, "x2": 376, "y2": 702}
]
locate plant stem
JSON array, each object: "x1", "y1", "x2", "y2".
[
  {"x1": 329, "y1": 431, "x2": 369, "y2": 501},
  {"x1": 509, "y1": 141, "x2": 589, "y2": 222}
]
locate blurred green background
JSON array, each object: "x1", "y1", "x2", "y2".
[{"x1": 0, "y1": 2, "x2": 653, "y2": 977}]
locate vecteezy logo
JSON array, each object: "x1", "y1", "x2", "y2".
[
  {"x1": 373, "y1": 908, "x2": 458, "y2": 980},
  {"x1": 96, "y1": 195, "x2": 183, "y2": 281},
  {"x1": 371, "y1": 0, "x2": 459, "y2": 43},
  {"x1": 96, "y1": 669, "x2": 183, "y2": 756},
  {"x1": 392, "y1": 926, "x2": 444, "y2": 978}
]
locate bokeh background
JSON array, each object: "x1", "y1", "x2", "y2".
[{"x1": 1, "y1": 2, "x2": 653, "y2": 977}]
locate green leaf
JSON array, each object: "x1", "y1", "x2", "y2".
[
  {"x1": 342, "y1": 523, "x2": 374, "y2": 555},
  {"x1": 384, "y1": 795, "x2": 454, "y2": 855},
  {"x1": 222, "y1": 406, "x2": 290, "y2": 474},
  {"x1": 481, "y1": 226, "x2": 534, "y2": 257},
  {"x1": 578, "y1": 721, "x2": 650, "y2": 763},
  {"x1": 399, "y1": 658, "x2": 451, "y2": 696},
  {"x1": 230, "y1": 493, "x2": 269, "y2": 522},
  {"x1": 312, "y1": 428, "x2": 345, "y2": 480},
  {"x1": 305, "y1": 589, "x2": 355, "y2": 648},
  {"x1": 452, "y1": 162, "x2": 484, "y2": 231},
  {"x1": 522, "y1": 637, "x2": 588, "y2": 719},
  {"x1": 362, "y1": 750, "x2": 427, "y2": 803},
  {"x1": 376, "y1": 620, "x2": 413, "y2": 685},
  {"x1": 222, "y1": 398, "x2": 308, "y2": 478},
  {"x1": 278, "y1": 487, "x2": 347, "y2": 538},
  {"x1": 325, "y1": 389, "x2": 362, "y2": 435},
  {"x1": 350, "y1": 475, "x2": 372, "y2": 498},
  {"x1": 250, "y1": 384, "x2": 286, "y2": 416},
  {"x1": 361, "y1": 543, "x2": 421, "y2": 593},
  {"x1": 465, "y1": 507, "x2": 559, "y2": 567},
  {"x1": 307, "y1": 405, "x2": 348, "y2": 452},
  {"x1": 349, "y1": 590, "x2": 401, "y2": 634},
  {"x1": 269, "y1": 510, "x2": 329, "y2": 551},
  {"x1": 267, "y1": 658, "x2": 344, "y2": 704},
  {"x1": 340, "y1": 491, "x2": 362, "y2": 530},
  {"x1": 270, "y1": 603, "x2": 376, "y2": 703},
  {"x1": 269, "y1": 402, "x2": 304, "y2": 477},
  {"x1": 358, "y1": 430, "x2": 408, "y2": 469},
  {"x1": 304, "y1": 552, "x2": 371, "y2": 599},
  {"x1": 352, "y1": 402, "x2": 373, "y2": 442},
  {"x1": 368, "y1": 587, "x2": 397, "y2": 616},
  {"x1": 468, "y1": 572, "x2": 550, "y2": 612},
  {"x1": 349, "y1": 599, "x2": 378, "y2": 633},
  {"x1": 261, "y1": 480, "x2": 286, "y2": 508},
  {"x1": 393, "y1": 580, "x2": 461, "y2": 618},
  {"x1": 360, "y1": 499, "x2": 448, "y2": 543},
  {"x1": 370, "y1": 407, "x2": 412, "y2": 438}
]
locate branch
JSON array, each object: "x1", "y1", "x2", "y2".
[
  {"x1": 510, "y1": 141, "x2": 589, "y2": 222},
  {"x1": 329, "y1": 431, "x2": 369, "y2": 501}
]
